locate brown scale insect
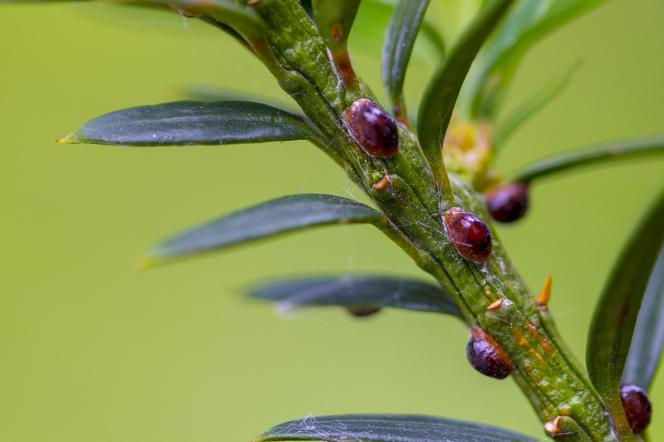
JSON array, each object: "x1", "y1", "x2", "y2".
[
  {"x1": 346, "y1": 306, "x2": 382, "y2": 318},
  {"x1": 485, "y1": 182, "x2": 529, "y2": 223},
  {"x1": 466, "y1": 327, "x2": 513, "y2": 379},
  {"x1": 620, "y1": 384, "x2": 652, "y2": 434},
  {"x1": 344, "y1": 99, "x2": 399, "y2": 158},
  {"x1": 443, "y1": 207, "x2": 492, "y2": 263}
]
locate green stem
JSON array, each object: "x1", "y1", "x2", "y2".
[
  {"x1": 511, "y1": 136, "x2": 664, "y2": 183},
  {"x1": 246, "y1": 1, "x2": 619, "y2": 440}
]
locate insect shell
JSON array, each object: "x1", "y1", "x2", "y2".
[
  {"x1": 620, "y1": 384, "x2": 652, "y2": 434},
  {"x1": 466, "y1": 327, "x2": 513, "y2": 379},
  {"x1": 443, "y1": 207, "x2": 492, "y2": 263},
  {"x1": 344, "y1": 98, "x2": 399, "y2": 158},
  {"x1": 485, "y1": 182, "x2": 529, "y2": 223}
]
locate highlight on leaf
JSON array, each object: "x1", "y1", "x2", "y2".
[
  {"x1": 142, "y1": 194, "x2": 386, "y2": 267},
  {"x1": 58, "y1": 100, "x2": 320, "y2": 147},
  {"x1": 586, "y1": 188, "x2": 664, "y2": 437},
  {"x1": 246, "y1": 275, "x2": 461, "y2": 317},
  {"x1": 256, "y1": 414, "x2": 539, "y2": 442}
]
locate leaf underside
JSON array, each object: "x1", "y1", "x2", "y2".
[
  {"x1": 256, "y1": 414, "x2": 538, "y2": 442},
  {"x1": 586, "y1": 189, "x2": 664, "y2": 427},
  {"x1": 60, "y1": 100, "x2": 315, "y2": 146},
  {"x1": 622, "y1": 245, "x2": 664, "y2": 391},
  {"x1": 246, "y1": 275, "x2": 461, "y2": 317},
  {"x1": 144, "y1": 194, "x2": 385, "y2": 266}
]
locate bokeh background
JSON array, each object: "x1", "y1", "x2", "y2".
[{"x1": 1, "y1": 1, "x2": 663, "y2": 440}]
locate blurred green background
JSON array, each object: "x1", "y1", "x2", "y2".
[{"x1": 1, "y1": 1, "x2": 663, "y2": 441}]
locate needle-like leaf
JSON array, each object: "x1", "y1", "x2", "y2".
[
  {"x1": 494, "y1": 61, "x2": 580, "y2": 147},
  {"x1": 247, "y1": 275, "x2": 461, "y2": 317},
  {"x1": 143, "y1": 194, "x2": 386, "y2": 267},
  {"x1": 58, "y1": 101, "x2": 319, "y2": 147},
  {"x1": 510, "y1": 135, "x2": 664, "y2": 183},
  {"x1": 622, "y1": 245, "x2": 664, "y2": 391},
  {"x1": 417, "y1": 0, "x2": 513, "y2": 191},
  {"x1": 586, "y1": 189, "x2": 664, "y2": 436},
  {"x1": 256, "y1": 414, "x2": 538, "y2": 442},
  {"x1": 382, "y1": 0, "x2": 438, "y2": 123},
  {"x1": 466, "y1": 0, "x2": 606, "y2": 119},
  {"x1": 0, "y1": 0, "x2": 266, "y2": 47}
]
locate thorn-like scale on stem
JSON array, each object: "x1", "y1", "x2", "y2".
[
  {"x1": 544, "y1": 416, "x2": 563, "y2": 437},
  {"x1": 485, "y1": 182, "x2": 529, "y2": 223},
  {"x1": 620, "y1": 384, "x2": 651, "y2": 434},
  {"x1": 344, "y1": 99, "x2": 399, "y2": 158},
  {"x1": 466, "y1": 326, "x2": 513, "y2": 379},
  {"x1": 443, "y1": 208, "x2": 492, "y2": 263},
  {"x1": 536, "y1": 275, "x2": 552, "y2": 310},
  {"x1": 486, "y1": 299, "x2": 503, "y2": 311},
  {"x1": 372, "y1": 175, "x2": 390, "y2": 191}
]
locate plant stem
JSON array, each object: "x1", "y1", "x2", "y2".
[{"x1": 246, "y1": 1, "x2": 622, "y2": 439}]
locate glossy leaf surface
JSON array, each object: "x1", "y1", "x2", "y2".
[
  {"x1": 247, "y1": 275, "x2": 461, "y2": 317},
  {"x1": 59, "y1": 101, "x2": 316, "y2": 146},
  {"x1": 382, "y1": 0, "x2": 435, "y2": 118},
  {"x1": 256, "y1": 414, "x2": 538, "y2": 441},
  {"x1": 417, "y1": 0, "x2": 513, "y2": 187},
  {"x1": 144, "y1": 195, "x2": 385, "y2": 266},
  {"x1": 510, "y1": 135, "x2": 664, "y2": 183},
  {"x1": 623, "y1": 245, "x2": 664, "y2": 391},
  {"x1": 587, "y1": 190, "x2": 664, "y2": 434}
]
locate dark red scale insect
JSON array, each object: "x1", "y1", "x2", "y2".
[
  {"x1": 485, "y1": 182, "x2": 529, "y2": 223},
  {"x1": 344, "y1": 98, "x2": 399, "y2": 158},
  {"x1": 620, "y1": 384, "x2": 652, "y2": 434},
  {"x1": 443, "y1": 207, "x2": 492, "y2": 263},
  {"x1": 466, "y1": 327, "x2": 513, "y2": 379},
  {"x1": 346, "y1": 306, "x2": 382, "y2": 318}
]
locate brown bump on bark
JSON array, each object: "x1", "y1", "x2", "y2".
[
  {"x1": 330, "y1": 23, "x2": 344, "y2": 44},
  {"x1": 372, "y1": 175, "x2": 390, "y2": 191},
  {"x1": 525, "y1": 322, "x2": 554, "y2": 355},
  {"x1": 486, "y1": 299, "x2": 503, "y2": 312}
]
